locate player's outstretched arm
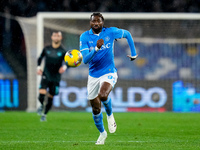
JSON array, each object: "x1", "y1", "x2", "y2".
[
  {"x1": 37, "y1": 49, "x2": 45, "y2": 75},
  {"x1": 122, "y1": 30, "x2": 138, "y2": 60},
  {"x1": 80, "y1": 34, "x2": 97, "y2": 64},
  {"x1": 81, "y1": 49, "x2": 97, "y2": 64},
  {"x1": 58, "y1": 65, "x2": 67, "y2": 74},
  {"x1": 37, "y1": 66, "x2": 43, "y2": 75}
]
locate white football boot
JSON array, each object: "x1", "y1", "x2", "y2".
[
  {"x1": 95, "y1": 130, "x2": 107, "y2": 145},
  {"x1": 107, "y1": 113, "x2": 117, "y2": 133}
]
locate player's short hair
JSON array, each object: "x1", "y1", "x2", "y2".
[
  {"x1": 52, "y1": 31, "x2": 62, "y2": 36},
  {"x1": 90, "y1": 12, "x2": 104, "y2": 21}
]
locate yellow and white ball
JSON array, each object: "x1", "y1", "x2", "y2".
[{"x1": 64, "y1": 49, "x2": 83, "y2": 67}]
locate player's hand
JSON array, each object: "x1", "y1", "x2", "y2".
[
  {"x1": 59, "y1": 65, "x2": 67, "y2": 74},
  {"x1": 97, "y1": 39, "x2": 104, "y2": 49},
  {"x1": 127, "y1": 54, "x2": 138, "y2": 61},
  {"x1": 37, "y1": 66, "x2": 43, "y2": 75}
]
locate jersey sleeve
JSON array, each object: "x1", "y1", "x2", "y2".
[
  {"x1": 111, "y1": 27, "x2": 124, "y2": 39},
  {"x1": 62, "y1": 48, "x2": 67, "y2": 59},
  {"x1": 80, "y1": 33, "x2": 97, "y2": 64},
  {"x1": 122, "y1": 29, "x2": 137, "y2": 56},
  {"x1": 80, "y1": 33, "x2": 89, "y2": 52},
  {"x1": 37, "y1": 48, "x2": 45, "y2": 66}
]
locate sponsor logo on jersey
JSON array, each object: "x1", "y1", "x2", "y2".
[
  {"x1": 89, "y1": 43, "x2": 111, "y2": 51},
  {"x1": 101, "y1": 43, "x2": 111, "y2": 50}
]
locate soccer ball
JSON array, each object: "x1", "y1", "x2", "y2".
[{"x1": 64, "y1": 49, "x2": 83, "y2": 67}]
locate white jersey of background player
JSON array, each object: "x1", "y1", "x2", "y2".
[{"x1": 80, "y1": 12, "x2": 138, "y2": 145}]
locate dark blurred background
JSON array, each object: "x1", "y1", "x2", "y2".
[
  {"x1": 1, "y1": 0, "x2": 200, "y2": 17},
  {"x1": 0, "y1": 0, "x2": 200, "y2": 79},
  {"x1": 0, "y1": 0, "x2": 200, "y2": 111}
]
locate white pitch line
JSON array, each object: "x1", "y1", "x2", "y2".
[{"x1": 0, "y1": 140, "x2": 145, "y2": 144}]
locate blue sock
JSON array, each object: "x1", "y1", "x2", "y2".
[
  {"x1": 93, "y1": 112, "x2": 104, "y2": 133},
  {"x1": 102, "y1": 98, "x2": 112, "y2": 116}
]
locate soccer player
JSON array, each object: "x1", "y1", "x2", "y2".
[
  {"x1": 79, "y1": 12, "x2": 138, "y2": 145},
  {"x1": 37, "y1": 31, "x2": 67, "y2": 122}
]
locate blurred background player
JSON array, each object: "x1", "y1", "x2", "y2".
[
  {"x1": 37, "y1": 31, "x2": 67, "y2": 121},
  {"x1": 80, "y1": 12, "x2": 138, "y2": 145}
]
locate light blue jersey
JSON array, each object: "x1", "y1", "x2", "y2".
[{"x1": 80, "y1": 27, "x2": 137, "y2": 78}]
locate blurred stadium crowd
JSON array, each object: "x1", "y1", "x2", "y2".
[
  {"x1": 0, "y1": 0, "x2": 200, "y2": 17},
  {"x1": 0, "y1": 0, "x2": 200, "y2": 79}
]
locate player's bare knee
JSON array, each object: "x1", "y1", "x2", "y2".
[
  {"x1": 92, "y1": 107, "x2": 101, "y2": 115},
  {"x1": 98, "y1": 92, "x2": 108, "y2": 101}
]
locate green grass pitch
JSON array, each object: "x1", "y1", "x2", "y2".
[{"x1": 0, "y1": 111, "x2": 200, "y2": 150}]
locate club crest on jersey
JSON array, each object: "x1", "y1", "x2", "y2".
[
  {"x1": 105, "y1": 36, "x2": 110, "y2": 42},
  {"x1": 57, "y1": 52, "x2": 62, "y2": 56}
]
